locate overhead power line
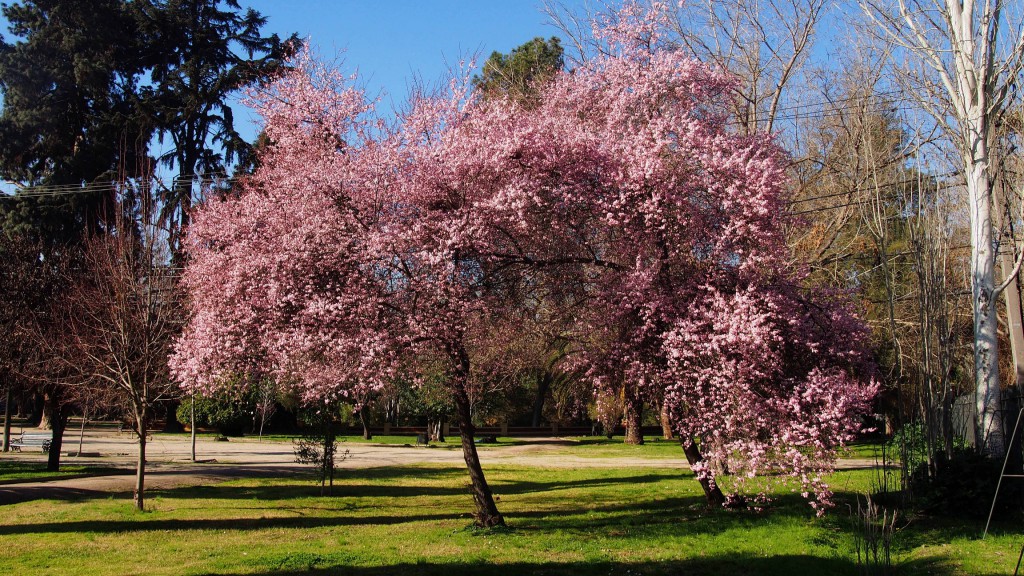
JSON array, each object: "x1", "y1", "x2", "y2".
[{"x1": 1, "y1": 173, "x2": 238, "y2": 199}]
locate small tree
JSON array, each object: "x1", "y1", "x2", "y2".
[
  {"x1": 252, "y1": 378, "x2": 278, "y2": 441},
  {"x1": 58, "y1": 187, "x2": 179, "y2": 510},
  {"x1": 294, "y1": 401, "x2": 348, "y2": 496}
]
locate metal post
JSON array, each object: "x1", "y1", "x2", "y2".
[
  {"x1": 984, "y1": 407, "x2": 1024, "y2": 538},
  {"x1": 190, "y1": 393, "x2": 196, "y2": 462}
]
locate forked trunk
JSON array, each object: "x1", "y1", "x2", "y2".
[
  {"x1": 681, "y1": 439, "x2": 725, "y2": 507},
  {"x1": 430, "y1": 418, "x2": 445, "y2": 442}
]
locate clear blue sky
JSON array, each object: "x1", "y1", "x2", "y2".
[{"x1": 233, "y1": 0, "x2": 581, "y2": 140}]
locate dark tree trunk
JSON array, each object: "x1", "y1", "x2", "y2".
[
  {"x1": 162, "y1": 399, "x2": 184, "y2": 432},
  {"x1": 359, "y1": 405, "x2": 372, "y2": 440},
  {"x1": 28, "y1": 392, "x2": 43, "y2": 427},
  {"x1": 623, "y1": 388, "x2": 644, "y2": 445},
  {"x1": 3, "y1": 383, "x2": 11, "y2": 452},
  {"x1": 681, "y1": 439, "x2": 725, "y2": 507},
  {"x1": 450, "y1": 345, "x2": 504, "y2": 527},
  {"x1": 455, "y1": 392, "x2": 504, "y2": 527},
  {"x1": 531, "y1": 371, "x2": 552, "y2": 428},
  {"x1": 45, "y1": 392, "x2": 67, "y2": 472},
  {"x1": 134, "y1": 409, "x2": 148, "y2": 511}
]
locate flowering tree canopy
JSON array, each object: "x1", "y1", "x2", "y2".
[{"x1": 173, "y1": 3, "x2": 876, "y2": 523}]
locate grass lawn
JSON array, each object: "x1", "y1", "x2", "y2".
[
  {"x1": 0, "y1": 459, "x2": 128, "y2": 483},
  {"x1": 0, "y1": 462, "x2": 1019, "y2": 575}
]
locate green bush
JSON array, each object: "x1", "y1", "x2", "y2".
[{"x1": 177, "y1": 391, "x2": 256, "y2": 436}]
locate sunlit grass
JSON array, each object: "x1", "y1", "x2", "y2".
[
  {"x1": 0, "y1": 462, "x2": 1018, "y2": 575},
  {"x1": 0, "y1": 458, "x2": 128, "y2": 483}
]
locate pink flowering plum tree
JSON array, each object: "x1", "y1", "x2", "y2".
[
  {"x1": 422, "y1": 3, "x2": 878, "y2": 510},
  {"x1": 663, "y1": 281, "x2": 876, "y2": 511},
  {"x1": 174, "y1": 3, "x2": 877, "y2": 525}
]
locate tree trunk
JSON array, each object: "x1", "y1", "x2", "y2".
[
  {"x1": 450, "y1": 346, "x2": 504, "y2": 527},
  {"x1": 190, "y1": 394, "x2": 197, "y2": 460},
  {"x1": 430, "y1": 418, "x2": 446, "y2": 442},
  {"x1": 38, "y1": 391, "x2": 53, "y2": 430},
  {"x1": 968, "y1": 156, "x2": 1005, "y2": 457},
  {"x1": 2, "y1": 384, "x2": 11, "y2": 452},
  {"x1": 531, "y1": 371, "x2": 552, "y2": 428},
  {"x1": 681, "y1": 439, "x2": 725, "y2": 507},
  {"x1": 135, "y1": 411, "x2": 147, "y2": 511},
  {"x1": 162, "y1": 399, "x2": 183, "y2": 432},
  {"x1": 45, "y1": 393, "x2": 67, "y2": 472},
  {"x1": 660, "y1": 403, "x2": 673, "y2": 440},
  {"x1": 623, "y1": 388, "x2": 644, "y2": 445},
  {"x1": 359, "y1": 405, "x2": 372, "y2": 440},
  {"x1": 28, "y1": 392, "x2": 43, "y2": 427}
]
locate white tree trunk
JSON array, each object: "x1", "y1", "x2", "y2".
[
  {"x1": 859, "y1": 0, "x2": 1023, "y2": 456},
  {"x1": 969, "y1": 157, "x2": 1005, "y2": 455}
]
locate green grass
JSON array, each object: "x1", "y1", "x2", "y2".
[
  {"x1": 841, "y1": 441, "x2": 887, "y2": 460},
  {"x1": 0, "y1": 458, "x2": 128, "y2": 483},
  {"x1": 0, "y1": 462, "x2": 1018, "y2": 575}
]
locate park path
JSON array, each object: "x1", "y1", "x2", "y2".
[{"x1": 0, "y1": 428, "x2": 879, "y2": 505}]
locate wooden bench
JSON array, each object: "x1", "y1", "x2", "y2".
[{"x1": 10, "y1": 432, "x2": 52, "y2": 453}]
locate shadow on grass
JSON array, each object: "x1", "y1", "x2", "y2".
[
  {"x1": 157, "y1": 468, "x2": 680, "y2": 501},
  {"x1": 0, "y1": 486, "x2": 880, "y2": 539},
  {"x1": 191, "y1": 555, "x2": 968, "y2": 576}
]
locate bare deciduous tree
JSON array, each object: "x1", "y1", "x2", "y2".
[
  {"x1": 859, "y1": 0, "x2": 1024, "y2": 455},
  {"x1": 56, "y1": 190, "x2": 179, "y2": 510}
]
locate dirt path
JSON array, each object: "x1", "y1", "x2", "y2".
[{"x1": 0, "y1": 429, "x2": 880, "y2": 506}]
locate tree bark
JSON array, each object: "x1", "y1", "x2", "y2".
[
  {"x1": 660, "y1": 403, "x2": 674, "y2": 440},
  {"x1": 681, "y1": 439, "x2": 725, "y2": 507},
  {"x1": 2, "y1": 383, "x2": 11, "y2": 452},
  {"x1": 969, "y1": 156, "x2": 1005, "y2": 456},
  {"x1": 531, "y1": 371, "x2": 552, "y2": 428},
  {"x1": 359, "y1": 405, "x2": 372, "y2": 440},
  {"x1": 451, "y1": 345, "x2": 504, "y2": 527},
  {"x1": 134, "y1": 409, "x2": 148, "y2": 511},
  {"x1": 623, "y1": 387, "x2": 644, "y2": 445},
  {"x1": 45, "y1": 392, "x2": 66, "y2": 472},
  {"x1": 76, "y1": 410, "x2": 87, "y2": 456},
  {"x1": 38, "y1": 391, "x2": 53, "y2": 430},
  {"x1": 28, "y1": 392, "x2": 43, "y2": 427},
  {"x1": 430, "y1": 418, "x2": 446, "y2": 442},
  {"x1": 190, "y1": 394, "x2": 197, "y2": 460}
]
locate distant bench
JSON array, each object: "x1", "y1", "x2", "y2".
[{"x1": 9, "y1": 432, "x2": 52, "y2": 453}]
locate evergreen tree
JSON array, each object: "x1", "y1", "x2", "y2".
[
  {"x1": 137, "y1": 0, "x2": 298, "y2": 260},
  {"x1": 0, "y1": 0, "x2": 150, "y2": 244},
  {"x1": 472, "y1": 36, "x2": 563, "y2": 105}
]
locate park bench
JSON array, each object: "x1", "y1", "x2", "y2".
[{"x1": 9, "y1": 432, "x2": 52, "y2": 453}]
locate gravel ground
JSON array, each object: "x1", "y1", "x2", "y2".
[{"x1": 0, "y1": 427, "x2": 879, "y2": 505}]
